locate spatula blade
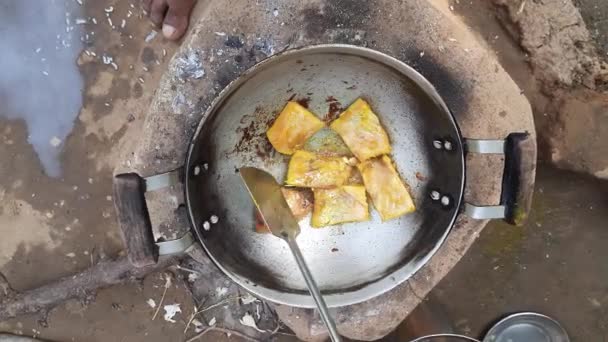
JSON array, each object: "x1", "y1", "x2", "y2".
[{"x1": 239, "y1": 167, "x2": 301, "y2": 239}]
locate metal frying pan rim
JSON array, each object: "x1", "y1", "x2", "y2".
[{"x1": 184, "y1": 44, "x2": 466, "y2": 308}]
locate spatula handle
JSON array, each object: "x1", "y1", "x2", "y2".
[{"x1": 287, "y1": 238, "x2": 342, "y2": 342}]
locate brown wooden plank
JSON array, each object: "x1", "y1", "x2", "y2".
[{"x1": 113, "y1": 173, "x2": 158, "y2": 267}]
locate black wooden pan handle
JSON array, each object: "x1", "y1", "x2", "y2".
[
  {"x1": 501, "y1": 133, "x2": 536, "y2": 226},
  {"x1": 464, "y1": 133, "x2": 536, "y2": 226},
  {"x1": 113, "y1": 173, "x2": 158, "y2": 267}
]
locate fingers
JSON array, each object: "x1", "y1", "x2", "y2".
[
  {"x1": 144, "y1": 0, "x2": 196, "y2": 41},
  {"x1": 149, "y1": 0, "x2": 169, "y2": 27},
  {"x1": 162, "y1": 0, "x2": 196, "y2": 40},
  {"x1": 142, "y1": 0, "x2": 153, "y2": 13}
]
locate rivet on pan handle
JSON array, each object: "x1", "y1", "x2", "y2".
[
  {"x1": 113, "y1": 168, "x2": 194, "y2": 267},
  {"x1": 464, "y1": 133, "x2": 536, "y2": 226}
]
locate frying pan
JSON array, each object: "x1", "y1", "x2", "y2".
[{"x1": 113, "y1": 45, "x2": 534, "y2": 308}]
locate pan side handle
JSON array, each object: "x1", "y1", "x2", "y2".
[
  {"x1": 463, "y1": 133, "x2": 536, "y2": 226},
  {"x1": 113, "y1": 169, "x2": 194, "y2": 267}
]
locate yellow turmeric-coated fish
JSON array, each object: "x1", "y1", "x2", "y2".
[
  {"x1": 330, "y1": 98, "x2": 391, "y2": 161},
  {"x1": 312, "y1": 186, "x2": 369, "y2": 227},
  {"x1": 285, "y1": 150, "x2": 353, "y2": 188},
  {"x1": 266, "y1": 102, "x2": 325, "y2": 155},
  {"x1": 358, "y1": 155, "x2": 415, "y2": 221}
]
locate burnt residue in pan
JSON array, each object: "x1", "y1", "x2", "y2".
[
  {"x1": 325, "y1": 96, "x2": 343, "y2": 122},
  {"x1": 231, "y1": 106, "x2": 275, "y2": 161},
  {"x1": 233, "y1": 120, "x2": 256, "y2": 153},
  {"x1": 340, "y1": 80, "x2": 355, "y2": 90},
  {"x1": 284, "y1": 95, "x2": 342, "y2": 120},
  {"x1": 415, "y1": 171, "x2": 428, "y2": 181},
  {"x1": 327, "y1": 102, "x2": 343, "y2": 121},
  {"x1": 255, "y1": 141, "x2": 274, "y2": 159},
  {"x1": 286, "y1": 94, "x2": 311, "y2": 109},
  {"x1": 296, "y1": 97, "x2": 311, "y2": 108}
]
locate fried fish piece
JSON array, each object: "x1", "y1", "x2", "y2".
[
  {"x1": 346, "y1": 167, "x2": 364, "y2": 185},
  {"x1": 358, "y1": 155, "x2": 415, "y2": 221},
  {"x1": 281, "y1": 187, "x2": 313, "y2": 220},
  {"x1": 255, "y1": 187, "x2": 313, "y2": 233},
  {"x1": 267, "y1": 102, "x2": 325, "y2": 155},
  {"x1": 285, "y1": 150, "x2": 353, "y2": 188},
  {"x1": 312, "y1": 186, "x2": 369, "y2": 227},
  {"x1": 303, "y1": 127, "x2": 353, "y2": 157},
  {"x1": 329, "y1": 98, "x2": 391, "y2": 161}
]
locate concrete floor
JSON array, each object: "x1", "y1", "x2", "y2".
[
  {"x1": 431, "y1": 164, "x2": 608, "y2": 341},
  {"x1": 0, "y1": 0, "x2": 606, "y2": 341}
]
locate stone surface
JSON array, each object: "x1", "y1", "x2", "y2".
[
  {"x1": 129, "y1": 0, "x2": 536, "y2": 340},
  {"x1": 549, "y1": 89, "x2": 608, "y2": 179},
  {"x1": 575, "y1": 0, "x2": 608, "y2": 61},
  {"x1": 493, "y1": 0, "x2": 608, "y2": 179},
  {"x1": 272, "y1": 280, "x2": 423, "y2": 341},
  {"x1": 273, "y1": 306, "x2": 330, "y2": 342},
  {"x1": 494, "y1": 0, "x2": 607, "y2": 91},
  {"x1": 0, "y1": 0, "x2": 542, "y2": 341}
]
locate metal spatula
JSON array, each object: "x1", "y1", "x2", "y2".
[{"x1": 239, "y1": 167, "x2": 342, "y2": 342}]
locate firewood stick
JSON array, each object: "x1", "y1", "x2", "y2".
[{"x1": 0, "y1": 255, "x2": 178, "y2": 322}]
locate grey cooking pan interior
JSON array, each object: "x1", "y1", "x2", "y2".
[
  {"x1": 112, "y1": 44, "x2": 533, "y2": 309},
  {"x1": 183, "y1": 45, "x2": 533, "y2": 308}
]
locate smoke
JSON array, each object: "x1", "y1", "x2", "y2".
[{"x1": 0, "y1": 0, "x2": 84, "y2": 177}]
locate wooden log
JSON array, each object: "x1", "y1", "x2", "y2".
[
  {"x1": 113, "y1": 173, "x2": 158, "y2": 267},
  {"x1": 0, "y1": 256, "x2": 177, "y2": 322}
]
